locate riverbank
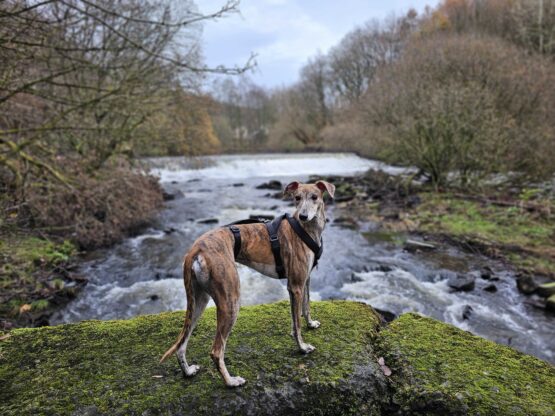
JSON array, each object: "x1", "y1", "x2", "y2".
[
  {"x1": 313, "y1": 170, "x2": 555, "y2": 311},
  {"x1": 0, "y1": 166, "x2": 164, "y2": 329},
  {"x1": 1, "y1": 301, "x2": 553, "y2": 415},
  {"x1": 0, "y1": 231, "x2": 85, "y2": 330}
]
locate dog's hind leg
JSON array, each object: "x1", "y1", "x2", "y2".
[
  {"x1": 176, "y1": 278, "x2": 209, "y2": 377},
  {"x1": 161, "y1": 254, "x2": 210, "y2": 377},
  {"x1": 302, "y1": 276, "x2": 320, "y2": 329},
  {"x1": 209, "y1": 262, "x2": 245, "y2": 387}
]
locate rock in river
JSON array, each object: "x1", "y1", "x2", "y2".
[
  {"x1": 516, "y1": 273, "x2": 538, "y2": 294},
  {"x1": 256, "y1": 180, "x2": 282, "y2": 190},
  {"x1": 537, "y1": 282, "x2": 555, "y2": 298},
  {"x1": 197, "y1": 218, "x2": 219, "y2": 224},
  {"x1": 447, "y1": 273, "x2": 476, "y2": 292}
]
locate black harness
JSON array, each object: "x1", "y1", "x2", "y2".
[{"x1": 226, "y1": 214, "x2": 323, "y2": 280}]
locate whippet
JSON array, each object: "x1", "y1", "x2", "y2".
[{"x1": 160, "y1": 180, "x2": 335, "y2": 387}]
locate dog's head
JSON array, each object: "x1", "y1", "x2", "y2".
[{"x1": 284, "y1": 180, "x2": 335, "y2": 223}]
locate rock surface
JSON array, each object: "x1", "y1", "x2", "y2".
[
  {"x1": 379, "y1": 313, "x2": 555, "y2": 415},
  {"x1": 447, "y1": 273, "x2": 476, "y2": 291},
  {"x1": 1, "y1": 301, "x2": 554, "y2": 416},
  {"x1": 256, "y1": 180, "x2": 282, "y2": 190},
  {"x1": 537, "y1": 282, "x2": 555, "y2": 297}
]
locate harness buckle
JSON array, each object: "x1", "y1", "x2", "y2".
[{"x1": 269, "y1": 235, "x2": 279, "y2": 242}]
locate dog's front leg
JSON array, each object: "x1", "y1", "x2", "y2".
[
  {"x1": 302, "y1": 276, "x2": 320, "y2": 329},
  {"x1": 288, "y1": 283, "x2": 315, "y2": 354}
]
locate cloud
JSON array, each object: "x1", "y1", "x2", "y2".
[{"x1": 198, "y1": 0, "x2": 436, "y2": 87}]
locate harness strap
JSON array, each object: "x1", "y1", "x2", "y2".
[
  {"x1": 264, "y1": 214, "x2": 287, "y2": 279},
  {"x1": 285, "y1": 214, "x2": 323, "y2": 269},
  {"x1": 229, "y1": 225, "x2": 241, "y2": 258},
  {"x1": 225, "y1": 213, "x2": 323, "y2": 279}
]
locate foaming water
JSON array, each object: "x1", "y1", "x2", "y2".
[
  {"x1": 147, "y1": 153, "x2": 411, "y2": 183},
  {"x1": 53, "y1": 153, "x2": 554, "y2": 364}
]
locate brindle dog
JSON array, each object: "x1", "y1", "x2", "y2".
[{"x1": 160, "y1": 180, "x2": 335, "y2": 387}]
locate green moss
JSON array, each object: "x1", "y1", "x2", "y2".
[
  {"x1": 378, "y1": 313, "x2": 555, "y2": 415},
  {"x1": 13, "y1": 237, "x2": 76, "y2": 267},
  {"x1": 413, "y1": 193, "x2": 555, "y2": 275},
  {"x1": 0, "y1": 236, "x2": 77, "y2": 321},
  {"x1": 0, "y1": 301, "x2": 385, "y2": 416}
]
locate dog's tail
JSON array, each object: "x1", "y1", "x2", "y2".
[{"x1": 160, "y1": 252, "x2": 196, "y2": 363}]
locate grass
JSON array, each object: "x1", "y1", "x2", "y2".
[
  {"x1": 0, "y1": 233, "x2": 77, "y2": 325},
  {"x1": 412, "y1": 192, "x2": 555, "y2": 276}
]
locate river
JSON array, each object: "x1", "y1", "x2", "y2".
[{"x1": 52, "y1": 153, "x2": 554, "y2": 364}]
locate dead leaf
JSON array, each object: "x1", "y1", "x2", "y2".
[
  {"x1": 378, "y1": 356, "x2": 392, "y2": 376},
  {"x1": 19, "y1": 304, "x2": 32, "y2": 314},
  {"x1": 151, "y1": 375, "x2": 164, "y2": 379},
  {"x1": 0, "y1": 334, "x2": 11, "y2": 341},
  {"x1": 380, "y1": 364, "x2": 392, "y2": 377}
]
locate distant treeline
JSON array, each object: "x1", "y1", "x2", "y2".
[{"x1": 216, "y1": 0, "x2": 555, "y2": 188}]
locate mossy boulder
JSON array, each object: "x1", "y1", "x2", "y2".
[
  {"x1": 0, "y1": 301, "x2": 389, "y2": 416},
  {"x1": 1, "y1": 301, "x2": 554, "y2": 416},
  {"x1": 378, "y1": 313, "x2": 555, "y2": 415}
]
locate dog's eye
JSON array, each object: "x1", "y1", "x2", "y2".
[
  {"x1": 295, "y1": 196, "x2": 301, "y2": 202},
  {"x1": 311, "y1": 195, "x2": 318, "y2": 201}
]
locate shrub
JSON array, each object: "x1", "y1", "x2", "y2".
[
  {"x1": 13, "y1": 160, "x2": 163, "y2": 249},
  {"x1": 359, "y1": 33, "x2": 555, "y2": 187}
]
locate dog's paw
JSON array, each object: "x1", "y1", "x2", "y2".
[
  {"x1": 308, "y1": 320, "x2": 321, "y2": 329},
  {"x1": 300, "y1": 343, "x2": 316, "y2": 354},
  {"x1": 184, "y1": 364, "x2": 200, "y2": 377},
  {"x1": 226, "y1": 376, "x2": 247, "y2": 388}
]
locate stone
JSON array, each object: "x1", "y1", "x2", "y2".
[
  {"x1": 404, "y1": 239, "x2": 436, "y2": 252},
  {"x1": 448, "y1": 274, "x2": 476, "y2": 292},
  {"x1": 197, "y1": 218, "x2": 219, "y2": 224},
  {"x1": 483, "y1": 284, "x2": 498, "y2": 293},
  {"x1": 516, "y1": 274, "x2": 537, "y2": 295},
  {"x1": 462, "y1": 305, "x2": 473, "y2": 320},
  {"x1": 537, "y1": 282, "x2": 555, "y2": 298},
  {"x1": 256, "y1": 180, "x2": 282, "y2": 190},
  {"x1": 374, "y1": 308, "x2": 397, "y2": 323},
  {"x1": 2, "y1": 302, "x2": 553, "y2": 415}
]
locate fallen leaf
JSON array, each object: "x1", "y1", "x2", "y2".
[
  {"x1": 378, "y1": 357, "x2": 392, "y2": 376},
  {"x1": 19, "y1": 304, "x2": 32, "y2": 314},
  {"x1": 380, "y1": 364, "x2": 392, "y2": 377},
  {"x1": 0, "y1": 334, "x2": 11, "y2": 341},
  {"x1": 151, "y1": 375, "x2": 164, "y2": 379}
]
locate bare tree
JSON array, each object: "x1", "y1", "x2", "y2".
[{"x1": 0, "y1": 0, "x2": 254, "y2": 194}]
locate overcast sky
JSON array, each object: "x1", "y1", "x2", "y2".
[{"x1": 198, "y1": 0, "x2": 439, "y2": 88}]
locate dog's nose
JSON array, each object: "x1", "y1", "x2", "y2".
[{"x1": 299, "y1": 214, "x2": 308, "y2": 221}]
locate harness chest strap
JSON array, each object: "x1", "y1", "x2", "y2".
[{"x1": 226, "y1": 214, "x2": 323, "y2": 280}]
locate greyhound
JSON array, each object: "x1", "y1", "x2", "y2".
[{"x1": 160, "y1": 180, "x2": 335, "y2": 387}]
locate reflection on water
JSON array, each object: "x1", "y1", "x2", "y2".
[{"x1": 52, "y1": 153, "x2": 554, "y2": 364}]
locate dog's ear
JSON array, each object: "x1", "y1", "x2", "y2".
[
  {"x1": 284, "y1": 181, "x2": 300, "y2": 198},
  {"x1": 316, "y1": 181, "x2": 335, "y2": 199}
]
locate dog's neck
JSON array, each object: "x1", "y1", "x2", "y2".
[{"x1": 294, "y1": 204, "x2": 326, "y2": 244}]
